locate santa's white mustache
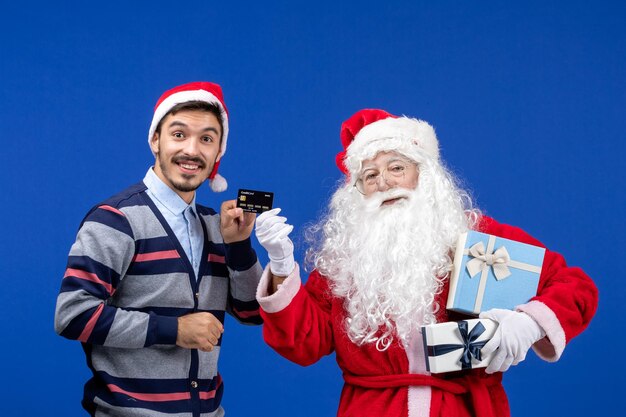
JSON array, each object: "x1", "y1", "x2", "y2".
[{"x1": 362, "y1": 188, "x2": 413, "y2": 212}]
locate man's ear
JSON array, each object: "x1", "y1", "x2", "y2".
[{"x1": 150, "y1": 132, "x2": 160, "y2": 154}]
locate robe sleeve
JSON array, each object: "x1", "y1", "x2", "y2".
[
  {"x1": 256, "y1": 264, "x2": 335, "y2": 366},
  {"x1": 479, "y1": 216, "x2": 598, "y2": 361}
]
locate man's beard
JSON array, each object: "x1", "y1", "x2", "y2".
[
  {"x1": 157, "y1": 152, "x2": 209, "y2": 193},
  {"x1": 307, "y1": 162, "x2": 476, "y2": 350}
]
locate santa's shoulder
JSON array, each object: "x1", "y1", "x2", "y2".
[{"x1": 475, "y1": 215, "x2": 545, "y2": 248}]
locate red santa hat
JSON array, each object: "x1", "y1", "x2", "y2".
[
  {"x1": 148, "y1": 81, "x2": 230, "y2": 192},
  {"x1": 336, "y1": 109, "x2": 439, "y2": 178}
]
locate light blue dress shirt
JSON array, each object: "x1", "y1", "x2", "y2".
[{"x1": 143, "y1": 168, "x2": 204, "y2": 280}]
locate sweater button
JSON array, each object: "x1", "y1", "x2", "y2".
[
  {"x1": 195, "y1": 292, "x2": 200, "y2": 299},
  {"x1": 191, "y1": 381, "x2": 198, "y2": 389}
]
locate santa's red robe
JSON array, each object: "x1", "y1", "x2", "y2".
[{"x1": 256, "y1": 216, "x2": 598, "y2": 417}]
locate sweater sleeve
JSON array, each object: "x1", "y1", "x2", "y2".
[
  {"x1": 257, "y1": 266, "x2": 335, "y2": 366},
  {"x1": 479, "y1": 216, "x2": 598, "y2": 361},
  {"x1": 224, "y1": 237, "x2": 263, "y2": 325},
  {"x1": 54, "y1": 205, "x2": 178, "y2": 348}
]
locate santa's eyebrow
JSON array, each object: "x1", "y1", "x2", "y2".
[
  {"x1": 361, "y1": 157, "x2": 408, "y2": 171},
  {"x1": 360, "y1": 165, "x2": 379, "y2": 172},
  {"x1": 387, "y1": 155, "x2": 412, "y2": 163}
]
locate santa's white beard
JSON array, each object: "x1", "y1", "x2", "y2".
[{"x1": 308, "y1": 163, "x2": 476, "y2": 350}]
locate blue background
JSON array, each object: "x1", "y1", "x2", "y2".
[{"x1": 1, "y1": 1, "x2": 623, "y2": 415}]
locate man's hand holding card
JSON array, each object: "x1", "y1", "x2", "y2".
[{"x1": 220, "y1": 199, "x2": 256, "y2": 244}]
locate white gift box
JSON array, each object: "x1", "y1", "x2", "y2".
[{"x1": 422, "y1": 319, "x2": 498, "y2": 374}]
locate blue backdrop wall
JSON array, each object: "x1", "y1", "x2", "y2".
[{"x1": 1, "y1": 1, "x2": 623, "y2": 415}]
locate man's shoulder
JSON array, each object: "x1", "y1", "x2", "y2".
[
  {"x1": 99, "y1": 181, "x2": 149, "y2": 210},
  {"x1": 75, "y1": 182, "x2": 148, "y2": 237},
  {"x1": 81, "y1": 181, "x2": 149, "y2": 224}
]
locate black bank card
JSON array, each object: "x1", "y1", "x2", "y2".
[{"x1": 237, "y1": 189, "x2": 274, "y2": 213}]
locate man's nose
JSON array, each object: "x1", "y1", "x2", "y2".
[{"x1": 182, "y1": 138, "x2": 200, "y2": 155}]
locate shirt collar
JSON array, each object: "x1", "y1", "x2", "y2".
[{"x1": 143, "y1": 167, "x2": 197, "y2": 216}]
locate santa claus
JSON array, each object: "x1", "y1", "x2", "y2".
[{"x1": 254, "y1": 109, "x2": 597, "y2": 417}]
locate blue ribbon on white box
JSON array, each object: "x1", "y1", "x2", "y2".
[{"x1": 426, "y1": 321, "x2": 488, "y2": 370}]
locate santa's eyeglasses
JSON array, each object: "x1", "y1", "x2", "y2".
[{"x1": 353, "y1": 160, "x2": 414, "y2": 195}]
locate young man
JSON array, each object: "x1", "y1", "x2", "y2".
[
  {"x1": 254, "y1": 109, "x2": 598, "y2": 417},
  {"x1": 55, "y1": 82, "x2": 263, "y2": 417}
]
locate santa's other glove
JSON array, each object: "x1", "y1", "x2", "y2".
[
  {"x1": 479, "y1": 308, "x2": 546, "y2": 374},
  {"x1": 255, "y1": 208, "x2": 295, "y2": 276}
]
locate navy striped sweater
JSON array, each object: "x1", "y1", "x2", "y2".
[{"x1": 55, "y1": 181, "x2": 263, "y2": 417}]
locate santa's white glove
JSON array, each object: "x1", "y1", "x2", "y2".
[
  {"x1": 255, "y1": 208, "x2": 295, "y2": 276},
  {"x1": 479, "y1": 308, "x2": 546, "y2": 374}
]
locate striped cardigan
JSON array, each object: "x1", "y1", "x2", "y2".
[{"x1": 55, "y1": 181, "x2": 263, "y2": 417}]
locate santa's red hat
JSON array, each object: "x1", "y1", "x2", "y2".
[
  {"x1": 336, "y1": 109, "x2": 439, "y2": 178},
  {"x1": 148, "y1": 81, "x2": 229, "y2": 192}
]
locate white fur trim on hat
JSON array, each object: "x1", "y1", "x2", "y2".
[
  {"x1": 148, "y1": 89, "x2": 229, "y2": 158},
  {"x1": 345, "y1": 117, "x2": 439, "y2": 174}
]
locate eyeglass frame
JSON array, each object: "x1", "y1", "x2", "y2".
[{"x1": 352, "y1": 156, "x2": 418, "y2": 195}]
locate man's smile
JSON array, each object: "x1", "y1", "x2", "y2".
[{"x1": 173, "y1": 157, "x2": 205, "y2": 175}]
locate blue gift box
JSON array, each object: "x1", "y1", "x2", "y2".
[{"x1": 446, "y1": 231, "x2": 545, "y2": 315}]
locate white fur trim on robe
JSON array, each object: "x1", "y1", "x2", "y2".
[
  {"x1": 516, "y1": 300, "x2": 566, "y2": 361},
  {"x1": 407, "y1": 327, "x2": 432, "y2": 417},
  {"x1": 256, "y1": 263, "x2": 302, "y2": 313}
]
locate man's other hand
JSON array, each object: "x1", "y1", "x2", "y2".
[{"x1": 177, "y1": 312, "x2": 224, "y2": 352}]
